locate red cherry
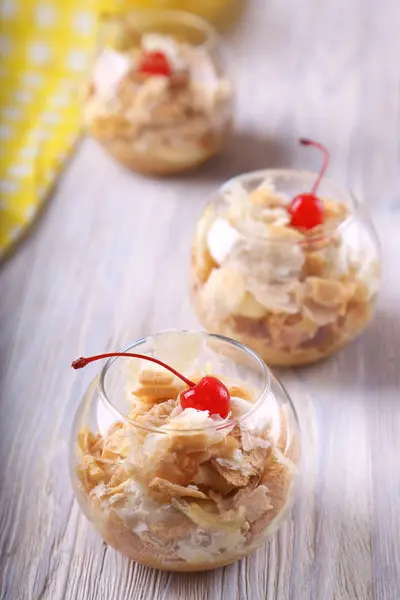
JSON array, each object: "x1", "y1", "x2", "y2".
[
  {"x1": 72, "y1": 352, "x2": 230, "y2": 419},
  {"x1": 289, "y1": 138, "x2": 330, "y2": 230},
  {"x1": 289, "y1": 193, "x2": 324, "y2": 229},
  {"x1": 138, "y1": 51, "x2": 171, "y2": 77},
  {"x1": 180, "y1": 376, "x2": 230, "y2": 419}
]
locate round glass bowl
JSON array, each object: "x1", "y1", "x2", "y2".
[
  {"x1": 190, "y1": 171, "x2": 381, "y2": 367},
  {"x1": 84, "y1": 10, "x2": 234, "y2": 176},
  {"x1": 70, "y1": 330, "x2": 301, "y2": 571}
]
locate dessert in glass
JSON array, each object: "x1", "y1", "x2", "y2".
[
  {"x1": 191, "y1": 139, "x2": 381, "y2": 367},
  {"x1": 84, "y1": 10, "x2": 233, "y2": 175},
  {"x1": 70, "y1": 330, "x2": 300, "y2": 571}
]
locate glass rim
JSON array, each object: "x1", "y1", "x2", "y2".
[
  {"x1": 96, "y1": 330, "x2": 299, "y2": 435},
  {"x1": 99, "y1": 8, "x2": 220, "y2": 51},
  {"x1": 215, "y1": 168, "x2": 361, "y2": 244}
]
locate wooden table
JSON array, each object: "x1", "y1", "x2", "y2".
[{"x1": 1, "y1": 0, "x2": 400, "y2": 598}]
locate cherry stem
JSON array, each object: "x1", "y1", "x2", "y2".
[
  {"x1": 71, "y1": 352, "x2": 195, "y2": 388},
  {"x1": 299, "y1": 138, "x2": 330, "y2": 196}
]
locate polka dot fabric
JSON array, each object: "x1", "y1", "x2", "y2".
[{"x1": 0, "y1": 0, "x2": 102, "y2": 259}]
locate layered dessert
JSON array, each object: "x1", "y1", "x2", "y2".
[
  {"x1": 84, "y1": 19, "x2": 233, "y2": 175},
  {"x1": 72, "y1": 341, "x2": 299, "y2": 571},
  {"x1": 191, "y1": 139, "x2": 381, "y2": 366}
]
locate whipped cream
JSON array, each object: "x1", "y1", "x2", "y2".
[
  {"x1": 206, "y1": 217, "x2": 241, "y2": 264},
  {"x1": 93, "y1": 48, "x2": 132, "y2": 99},
  {"x1": 188, "y1": 47, "x2": 219, "y2": 93}
]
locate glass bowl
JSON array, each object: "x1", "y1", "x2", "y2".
[
  {"x1": 190, "y1": 170, "x2": 382, "y2": 367},
  {"x1": 70, "y1": 330, "x2": 301, "y2": 571},
  {"x1": 84, "y1": 10, "x2": 234, "y2": 176}
]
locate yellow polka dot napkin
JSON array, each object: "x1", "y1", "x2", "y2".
[{"x1": 0, "y1": 1, "x2": 102, "y2": 259}]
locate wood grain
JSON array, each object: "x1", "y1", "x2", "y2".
[{"x1": 1, "y1": 0, "x2": 400, "y2": 598}]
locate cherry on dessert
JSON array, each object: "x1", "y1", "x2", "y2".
[
  {"x1": 289, "y1": 138, "x2": 330, "y2": 230},
  {"x1": 72, "y1": 351, "x2": 230, "y2": 419},
  {"x1": 138, "y1": 51, "x2": 171, "y2": 77},
  {"x1": 289, "y1": 193, "x2": 324, "y2": 229},
  {"x1": 180, "y1": 376, "x2": 230, "y2": 419}
]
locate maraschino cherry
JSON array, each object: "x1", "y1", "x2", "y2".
[
  {"x1": 289, "y1": 138, "x2": 330, "y2": 230},
  {"x1": 138, "y1": 51, "x2": 172, "y2": 77},
  {"x1": 72, "y1": 351, "x2": 230, "y2": 419},
  {"x1": 180, "y1": 376, "x2": 230, "y2": 418}
]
